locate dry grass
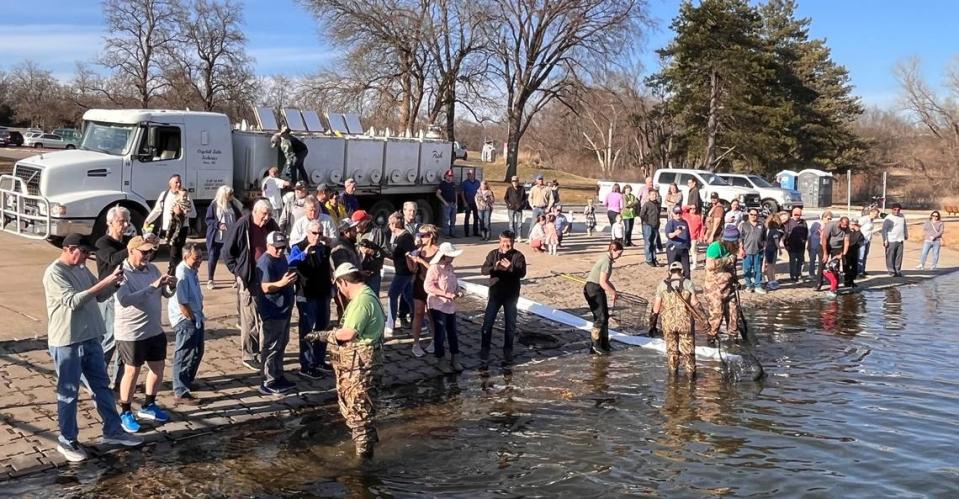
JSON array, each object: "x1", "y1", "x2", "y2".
[
  {"x1": 941, "y1": 220, "x2": 959, "y2": 251},
  {"x1": 461, "y1": 151, "x2": 602, "y2": 206}
]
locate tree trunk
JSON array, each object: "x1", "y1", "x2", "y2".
[
  {"x1": 504, "y1": 114, "x2": 522, "y2": 181},
  {"x1": 444, "y1": 87, "x2": 456, "y2": 142},
  {"x1": 705, "y1": 69, "x2": 720, "y2": 170}
]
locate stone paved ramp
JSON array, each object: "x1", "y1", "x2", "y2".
[{"x1": 0, "y1": 297, "x2": 592, "y2": 481}]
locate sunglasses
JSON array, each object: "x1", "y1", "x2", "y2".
[{"x1": 138, "y1": 248, "x2": 155, "y2": 255}]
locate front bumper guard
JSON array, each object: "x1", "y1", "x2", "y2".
[{"x1": 0, "y1": 174, "x2": 51, "y2": 239}]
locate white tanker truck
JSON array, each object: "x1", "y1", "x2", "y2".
[{"x1": 0, "y1": 109, "x2": 469, "y2": 243}]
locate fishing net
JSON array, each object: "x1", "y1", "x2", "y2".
[{"x1": 610, "y1": 292, "x2": 650, "y2": 335}]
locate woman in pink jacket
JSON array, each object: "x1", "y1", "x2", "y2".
[{"x1": 425, "y1": 242, "x2": 465, "y2": 374}]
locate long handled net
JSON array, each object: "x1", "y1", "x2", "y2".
[{"x1": 553, "y1": 272, "x2": 650, "y2": 335}]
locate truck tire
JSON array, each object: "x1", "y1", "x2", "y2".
[
  {"x1": 368, "y1": 200, "x2": 395, "y2": 231},
  {"x1": 91, "y1": 204, "x2": 146, "y2": 243},
  {"x1": 762, "y1": 199, "x2": 779, "y2": 214},
  {"x1": 415, "y1": 198, "x2": 436, "y2": 226}
]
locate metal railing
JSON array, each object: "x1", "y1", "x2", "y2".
[{"x1": 0, "y1": 174, "x2": 50, "y2": 239}]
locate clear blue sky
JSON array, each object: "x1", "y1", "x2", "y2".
[{"x1": 1, "y1": 0, "x2": 956, "y2": 109}]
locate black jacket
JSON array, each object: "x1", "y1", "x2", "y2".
[
  {"x1": 223, "y1": 214, "x2": 280, "y2": 286},
  {"x1": 505, "y1": 185, "x2": 526, "y2": 211},
  {"x1": 639, "y1": 200, "x2": 661, "y2": 228},
  {"x1": 481, "y1": 248, "x2": 527, "y2": 299},
  {"x1": 94, "y1": 234, "x2": 129, "y2": 280},
  {"x1": 294, "y1": 240, "x2": 332, "y2": 299}
]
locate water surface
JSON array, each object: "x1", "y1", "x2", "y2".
[{"x1": 5, "y1": 275, "x2": 959, "y2": 498}]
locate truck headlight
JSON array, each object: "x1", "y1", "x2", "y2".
[{"x1": 49, "y1": 203, "x2": 67, "y2": 217}]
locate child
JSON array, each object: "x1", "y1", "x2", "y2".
[
  {"x1": 529, "y1": 215, "x2": 547, "y2": 252},
  {"x1": 611, "y1": 214, "x2": 626, "y2": 246},
  {"x1": 584, "y1": 199, "x2": 597, "y2": 236},
  {"x1": 165, "y1": 190, "x2": 192, "y2": 245},
  {"x1": 553, "y1": 206, "x2": 570, "y2": 246},
  {"x1": 822, "y1": 255, "x2": 842, "y2": 298},
  {"x1": 545, "y1": 214, "x2": 559, "y2": 255}
]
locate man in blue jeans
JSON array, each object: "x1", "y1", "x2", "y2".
[
  {"x1": 42, "y1": 233, "x2": 142, "y2": 462},
  {"x1": 292, "y1": 220, "x2": 333, "y2": 379},
  {"x1": 460, "y1": 169, "x2": 481, "y2": 237},
  {"x1": 739, "y1": 209, "x2": 767, "y2": 293},
  {"x1": 436, "y1": 170, "x2": 458, "y2": 237},
  {"x1": 479, "y1": 231, "x2": 527, "y2": 363},
  {"x1": 169, "y1": 244, "x2": 206, "y2": 406},
  {"x1": 504, "y1": 176, "x2": 526, "y2": 238}
]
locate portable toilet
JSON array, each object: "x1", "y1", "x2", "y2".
[
  {"x1": 776, "y1": 170, "x2": 798, "y2": 191},
  {"x1": 797, "y1": 169, "x2": 833, "y2": 208}
]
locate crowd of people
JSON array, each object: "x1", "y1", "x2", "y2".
[{"x1": 41, "y1": 166, "x2": 945, "y2": 463}]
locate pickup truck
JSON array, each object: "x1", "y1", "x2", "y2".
[
  {"x1": 1, "y1": 108, "x2": 461, "y2": 243},
  {"x1": 716, "y1": 173, "x2": 803, "y2": 213},
  {"x1": 653, "y1": 168, "x2": 760, "y2": 209}
]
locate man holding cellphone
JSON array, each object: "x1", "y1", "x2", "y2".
[
  {"x1": 664, "y1": 206, "x2": 693, "y2": 278},
  {"x1": 256, "y1": 231, "x2": 298, "y2": 395}
]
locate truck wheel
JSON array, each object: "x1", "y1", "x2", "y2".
[
  {"x1": 65, "y1": 145, "x2": 75, "y2": 150},
  {"x1": 415, "y1": 198, "x2": 435, "y2": 226},
  {"x1": 762, "y1": 199, "x2": 779, "y2": 214},
  {"x1": 368, "y1": 200, "x2": 395, "y2": 231},
  {"x1": 721, "y1": 199, "x2": 731, "y2": 211}
]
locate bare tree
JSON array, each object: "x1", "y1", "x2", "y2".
[
  {"x1": 421, "y1": 0, "x2": 490, "y2": 141},
  {"x1": 486, "y1": 0, "x2": 647, "y2": 180},
  {"x1": 301, "y1": 0, "x2": 432, "y2": 136},
  {"x1": 100, "y1": 0, "x2": 182, "y2": 108},
  {"x1": 174, "y1": 0, "x2": 254, "y2": 111},
  {"x1": 894, "y1": 57, "x2": 959, "y2": 187},
  {"x1": 8, "y1": 61, "x2": 64, "y2": 128}
]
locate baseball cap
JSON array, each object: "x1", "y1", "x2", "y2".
[
  {"x1": 510, "y1": 175, "x2": 519, "y2": 182},
  {"x1": 62, "y1": 233, "x2": 96, "y2": 251},
  {"x1": 430, "y1": 242, "x2": 464, "y2": 264},
  {"x1": 126, "y1": 235, "x2": 157, "y2": 252},
  {"x1": 338, "y1": 218, "x2": 359, "y2": 232},
  {"x1": 668, "y1": 262, "x2": 683, "y2": 272},
  {"x1": 351, "y1": 210, "x2": 371, "y2": 223},
  {"x1": 710, "y1": 192, "x2": 719, "y2": 199},
  {"x1": 333, "y1": 262, "x2": 360, "y2": 281},
  {"x1": 535, "y1": 175, "x2": 544, "y2": 180},
  {"x1": 672, "y1": 206, "x2": 683, "y2": 214},
  {"x1": 266, "y1": 231, "x2": 288, "y2": 247},
  {"x1": 722, "y1": 226, "x2": 740, "y2": 242},
  {"x1": 294, "y1": 180, "x2": 308, "y2": 190}
]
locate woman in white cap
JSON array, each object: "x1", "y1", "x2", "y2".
[{"x1": 424, "y1": 242, "x2": 465, "y2": 373}]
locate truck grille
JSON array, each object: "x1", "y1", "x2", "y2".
[
  {"x1": 743, "y1": 193, "x2": 760, "y2": 207},
  {"x1": 14, "y1": 165, "x2": 42, "y2": 196}
]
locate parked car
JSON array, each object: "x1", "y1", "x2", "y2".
[
  {"x1": 53, "y1": 128, "x2": 81, "y2": 146},
  {"x1": 26, "y1": 128, "x2": 43, "y2": 135},
  {"x1": 716, "y1": 173, "x2": 803, "y2": 213},
  {"x1": 24, "y1": 133, "x2": 75, "y2": 149},
  {"x1": 1, "y1": 130, "x2": 25, "y2": 147},
  {"x1": 453, "y1": 141, "x2": 468, "y2": 161}
]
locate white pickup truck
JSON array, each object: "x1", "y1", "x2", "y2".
[
  {"x1": 1, "y1": 109, "x2": 461, "y2": 243},
  {"x1": 716, "y1": 172, "x2": 803, "y2": 213},
  {"x1": 597, "y1": 168, "x2": 761, "y2": 212}
]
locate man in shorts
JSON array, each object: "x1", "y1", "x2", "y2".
[{"x1": 115, "y1": 236, "x2": 177, "y2": 432}]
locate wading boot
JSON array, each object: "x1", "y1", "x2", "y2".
[{"x1": 590, "y1": 328, "x2": 610, "y2": 355}]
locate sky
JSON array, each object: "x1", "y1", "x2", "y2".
[{"x1": 0, "y1": 0, "x2": 956, "y2": 109}]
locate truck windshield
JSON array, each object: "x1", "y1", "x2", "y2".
[
  {"x1": 748, "y1": 175, "x2": 774, "y2": 188},
  {"x1": 79, "y1": 122, "x2": 135, "y2": 155},
  {"x1": 701, "y1": 173, "x2": 729, "y2": 186}
]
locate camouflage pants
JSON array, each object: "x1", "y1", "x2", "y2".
[
  {"x1": 664, "y1": 327, "x2": 696, "y2": 375},
  {"x1": 328, "y1": 334, "x2": 382, "y2": 455},
  {"x1": 704, "y1": 274, "x2": 738, "y2": 337}
]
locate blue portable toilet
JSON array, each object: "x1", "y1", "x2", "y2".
[{"x1": 776, "y1": 170, "x2": 798, "y2": 191}]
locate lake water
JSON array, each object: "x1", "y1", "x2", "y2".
[{"x1": 4, "y1": 274, "x2": 959, "y2": 498}]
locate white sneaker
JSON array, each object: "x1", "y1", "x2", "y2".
[
  {"x1": 411, "y1": 343, "x2": 426, "y2": 358},
  {"x1": 384, "y1": 326, "x2": 394, "y2": 339},
  {"x1": 754, "y1": 287, "x2": 767, "y2": 294},
  {"x1": 425, "y1": 341, "x2": 435, "y2": 354},
  {"x1": 206, "y1": 280, "x2": 215, "y2": 290},
  {"x1": 101, "y1": 432, "x2": 144, "y2": 447},
  {"x1": 56, "y1": 440, "x2": 89, "y2": 462},
  {"x1": 916, "y1": 264, "x2": 924, "y2": 270}
]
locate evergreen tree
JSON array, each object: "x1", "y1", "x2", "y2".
[{"x1": 650, "y1": 0, "x2": 775, "y2": 171}]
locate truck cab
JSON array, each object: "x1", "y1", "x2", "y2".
[
  {"x1": 1, "y1": 109, "x2": 233, "y2": 241},
  {"x1": 716, "y1": 173, "x2": 803, "y2": 213},
  {"x1": 652, "y1": 168, "x2": 761, "y2": 210}
]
